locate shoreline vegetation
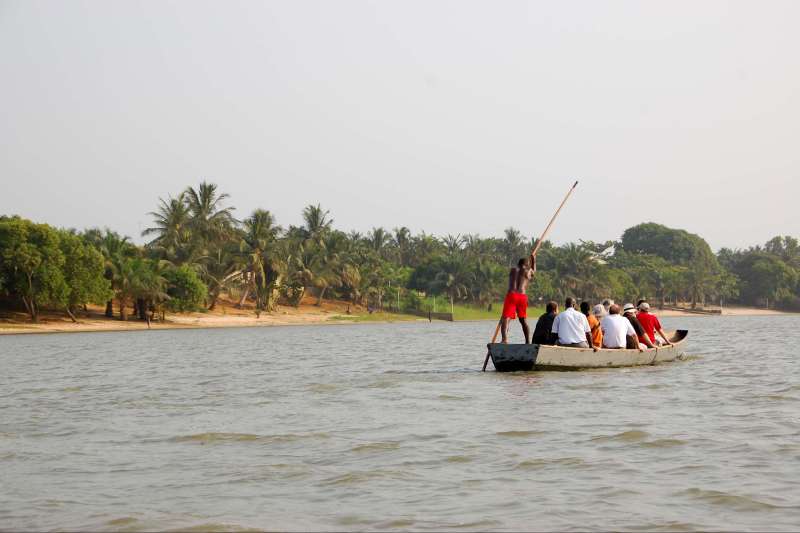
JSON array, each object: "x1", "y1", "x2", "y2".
[
  {"x1": 0, "y1": 297, "x2": 793, "y2": 336},
  {"x1": 3, "y1": 181, "x2": 800, "y2": 335}
]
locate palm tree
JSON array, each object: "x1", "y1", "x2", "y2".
[
  {"x1": 442, "y1": 234, "x2": 464, "y2": 256},
  {"x1": 131, "y1": 259, "x2": 169, "y2": 322},
  {"x1": 184, "y1": 181, "x2": 236, "y2": 248},
  {"x1": 368, "y1": 227, "x2": 390, "y2": 257},
  {"x1": 501, "y1": 227, "x2": 527, "y2": 266},
  {"x1": 200, "y1": 244, "x2": 240, "y2": 310},
  {"x1": 431, "y1": 256, "x2": 471, "y2": 310},
  {"x1": 302, "y1": 204, "x2": 333, "y2": 242},
  {"x1": 142, "y1": 193, "x2": 190, "y2": 253},
  {"x1": 392, "y1": 227, "x2": 411, "y2": 266},
  {"x1": 238, "y1": 209, "x2": 282, "y2": 310},
  {"x1": 84, "y1": 229, "x2": 136, "y2": 317},
  {"x1": 472, "y1": 258, "x2": 502, "y2": 309}
]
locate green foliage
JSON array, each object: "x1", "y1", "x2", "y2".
[
  {"x1": 59, "y1": 231, "x2": 113, "y2": 312},
  {"x1": 6, "y1": 182, "x2": 800, "y2": 321},
  {"x1": 164, "y1": 265, "x2": 207, "y2": 311},
  {"x1": 0, "y1": 218, "x2": 69, "y2": 320}
]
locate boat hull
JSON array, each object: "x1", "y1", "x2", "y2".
[{"x1": 488, "y1": 330, "x2": 688, "y2": 371}]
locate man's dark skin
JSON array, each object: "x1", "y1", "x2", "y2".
[{"x1": 500, "y1": 255, "x2": 536, "y2": 343}]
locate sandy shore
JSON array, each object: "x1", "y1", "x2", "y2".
[
  {"x1": 0, "y1": 300, "x2": 794, "y2": 336},
  {"x1": 0, "y1": 298, "x2": 420, "y2": 336}
]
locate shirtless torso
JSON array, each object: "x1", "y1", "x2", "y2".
[
  {"x1": 507, "y1": 265, "x2": 533, "y2": 294},
  {"x1": 499, "y1": 256, "x2": 536, "y2": 343}
]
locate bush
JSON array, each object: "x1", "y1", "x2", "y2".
[{"x1": 164, "y1": 266, "x2": 207, "y2": 312}]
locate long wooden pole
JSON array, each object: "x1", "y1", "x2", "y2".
[
  {"x1": 483, "y1": 180, "x2": 579, "y2": 371},
  {"x1": 531, "y1": 180, "x2": 579, "y2": 257}
]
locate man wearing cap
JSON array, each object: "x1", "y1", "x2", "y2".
[
  {"x1": 637, "y1": 302, "x2": 672, "y2": 346},
  {"x1": 622, "y1": 303, "x2": 655, "y2": 349},
  {"x1": 552, "y1": 297, "x2": 597, "y2": 351}
]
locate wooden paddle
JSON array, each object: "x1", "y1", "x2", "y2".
[{"x1": 483, "y1": 180, "x2": 579, "y2": 371}]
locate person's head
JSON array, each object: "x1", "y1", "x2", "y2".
[
  {"x1": 565, "y1": 297, "x2": 575, "y2": 309},
  {"x1": 609, "y1": 304, "x2": 621, "y2": 315},
  {"x1": 518, "y1": 257, "x2": 530, "y2": 269},
  {"x1": 580, "y1": 301, "x2": 590, "y2": 315},
  {"x1": 623, "y1": 303, "x2": 637, "y2": 315},
  {"x1": 602, "y1": 298, "x2": 614, "y2": 310},
  {"x1": 546, "y1": 301, "x2": 558, "y2": 314},
  {"x1": 636, "y1": 299, "x2": 646, "y2": 307},
  {"x1": 638, "y1": 301, "x2": 651, "y2": 312},
  {"x1": 592, "y1": 304, "x2": 607, "y2": 318}
]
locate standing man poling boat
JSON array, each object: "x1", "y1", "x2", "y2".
[{"x1": 499, "y1": 255, "x2": 536, "y2": 343}]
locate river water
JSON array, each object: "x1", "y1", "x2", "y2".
[{"x1": 1, "y1": 316, "x2": 799, "y2": 531}]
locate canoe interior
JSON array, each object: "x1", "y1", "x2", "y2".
[{"x1": 489, "y1": 329, "x2": 688, "y2": 372}]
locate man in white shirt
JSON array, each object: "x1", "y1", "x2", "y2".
[
  {"x1": 601, "y1": 304, "x2": 642, "y2": 350},
  {"x1": 551, "y1": 297, "x2": 597, "y2": 351}
]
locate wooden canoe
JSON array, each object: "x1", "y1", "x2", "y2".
[{"x1": 488, "y1": 330, "x2": 688, "y2": 371}]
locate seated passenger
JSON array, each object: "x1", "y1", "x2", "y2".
[
  {"x1": 601, "y1": 304, "x2": 641, "y2": 350},
  {"x1": 637, "y1": 302, "x2": 672, "y2": 346},
  {"x1": 580, "y1": 301, "x2": 603, "y2": 348},
  {"x1": 532, "y1": 301, "x2": 558, "y2": 345},
  {"x1": 592, "y1": 304, "x2": 607, "y2": 347},
  {"x1": 622, "y1": 303, "x2": 655, "y2": 349},
  {"x1": 551, "y1": 297, "x2": 597, "y2": 351}
]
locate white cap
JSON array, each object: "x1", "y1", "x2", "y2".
[
  {"x1": 592, "y1": 304, "x2": 607, "y2": 317},
  {"x1": 638, "y1": 302, "x2": 650, "y2": 311}
]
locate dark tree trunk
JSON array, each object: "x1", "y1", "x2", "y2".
[
  {"x1": 236, "y1": 274, "x2": 252, "y2": 308},
  {"x1": 208, "y1": 289, "x2": 219, "y2": 311},
  {"x1": 65, "y1": 306, "x2": 78, "y2": 323},
  {"x1": 137, "y1": 298, "x2": 147, "y2": 320},
  {"x1": 105, "y1": 300, "x2": 113, "y2": 318},
  {"x1": 22, "y1": 296, "x2": 37, "y2": 322},
  {"x1": 316, "y1": 286, "x2": 326, "y2": 306}
]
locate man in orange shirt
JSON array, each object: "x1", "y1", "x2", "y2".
[{"x1": 580, "y1": 301, "x2": 603, "y2": 348}]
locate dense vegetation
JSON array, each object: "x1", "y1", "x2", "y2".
[{"x1": 1, "y1": 182, "x2": 799, "y2": 322}]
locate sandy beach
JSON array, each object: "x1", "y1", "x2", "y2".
[
  {"x1": 0, "y1": 297, "x2": 422, "y2": 336},
  {"x1": 0, "y1": 299, "x2": 793, "y2": 336}
]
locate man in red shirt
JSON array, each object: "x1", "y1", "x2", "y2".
[{"x1": 636, "y1": 302, "x2": 672, "y2": 346}]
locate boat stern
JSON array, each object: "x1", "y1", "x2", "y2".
[{"x1": 488, "y1": 343, "x2": 540, "y2": 372}]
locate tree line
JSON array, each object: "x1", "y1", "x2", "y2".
[{"x1": 1, "y1": 181, "x2": 799, "y2": 322}]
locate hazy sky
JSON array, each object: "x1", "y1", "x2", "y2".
[{"x1": 2, "y1": 0, "x2": 798, "y2": 251}]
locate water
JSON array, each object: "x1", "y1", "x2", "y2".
[{"x1": 1, "y1": 316, "x2": 800, "y2": 531}]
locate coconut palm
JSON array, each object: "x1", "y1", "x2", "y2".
[
  {"x1": 302, "y1": 204, "x2": 333, "y2": 242},
  {"x1": 368, "y1": 227, "x2": 390, "y2": 257},
  {"x1": 184, "y1": 181, "x2": 236, "y2": 248},
  {"x1": 142, "y1": 193, "x2": 191, "y2": 254},
  {"x1": 238, "y1": 209, "x2": 282, "y2": 310},
  {"x1": 501, "y1": 227, "x2": 527, "y2": 266},
  {"x1": 442, "y1": 234, "x2": 464, "y2": 256},
  {"x1": 84, "y1": 229, "x2": 137, "y2": 317},
  {"x1": 392, "y1": 226, "x2": 412, "y2": 266}
]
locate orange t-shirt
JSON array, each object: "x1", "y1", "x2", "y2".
[{"x1": 587, "y1": 314, "x2": 603, "y2": 348}]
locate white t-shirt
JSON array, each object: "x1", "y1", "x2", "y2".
[
  {"x1": 600, "y1": 314, "x2": 635, "y2": 348},
  {"x1": 551, "y1": 307, "x2": 591, "y2": 344}
]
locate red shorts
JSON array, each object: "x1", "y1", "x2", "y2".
[{"x1": 501, "y1": 292, "x2": 528, "y2": 319}]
